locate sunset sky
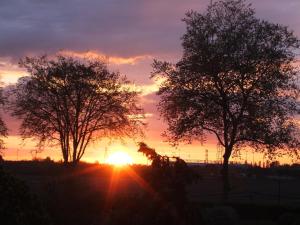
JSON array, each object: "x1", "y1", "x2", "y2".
[{"x1": 1, "y1": 0, "x2": 300, "y2": 164}]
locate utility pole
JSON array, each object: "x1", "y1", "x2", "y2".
[{"x1": 216, "y1": 143, "x2": 223, "y2": 164}]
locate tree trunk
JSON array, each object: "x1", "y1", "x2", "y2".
[
  {"x1": 72, "y1": 145, "x2": 77, "y2": 164},
  {"x1": 221, "y1": 149, "x2": 231, "y2": 202},
  {"x1": 61, "y1": 145, "x2": 69, "y2": 165},
  {"x1": 72, "y1": 157, "x2": 80, "y2": 166}
]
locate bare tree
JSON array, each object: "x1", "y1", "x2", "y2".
[
  {"x1": 152, "y1": 0, "x2": 300, "y2": 199},
  {"x1": 11, "y1": 55, "x2": 144, "y2": 165}
]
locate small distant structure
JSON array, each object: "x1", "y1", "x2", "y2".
[
  {"x1": 43, "y1": 156, "x2": 54, "y2": 163},
  {"x1": 216, "y1": 143, "x2": 223, "y2": 164},
  {"x1": 205, "y1": 149, "x2": 208, "y2": 164}
]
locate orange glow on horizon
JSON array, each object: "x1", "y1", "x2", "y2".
[
  {"x1": 2, "y1": 136, "x2": 298, "y2": 166},
  {"x1": 106, "y1": 151, "x2": 133, "y2": 166},
  {"x1": 104, "y1": 162, "x2": 160, "y2": 210}
]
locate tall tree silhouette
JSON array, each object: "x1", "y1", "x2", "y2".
[
  {"x1": 152, "y1": 0, "x2": 300, "y2": 199},
  {"x1": 0, "y1": 81, "x2": 7, "y2": 152},
  {"x1": 11, "y1": 56, "x2": 143, "y2": 164}
]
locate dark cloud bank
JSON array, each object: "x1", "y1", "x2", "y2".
[{"x1": 0, "y1": 0, "x2": 299, "y2": 61}]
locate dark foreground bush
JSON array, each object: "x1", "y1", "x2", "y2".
[
  {"x1": 278, "y1": 213, "x2": 300, "y2": 225},
  {"x1": 202, "y1": 206, "x2": 238, "y2": 225},
  {"x1": 0, "y1": 166, "x2": 51, "y2": 225},
  {"x1": 102, "y1": 194, "x2": 202, "y2": 225}
]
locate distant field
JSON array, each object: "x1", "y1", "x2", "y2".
[
  {"x1": 3, "y1": 160, "x2": 300, "y2": 225},
  {"x1": 188, "y1": 177, "x2": 300, "y2": 206},
  {"x1": 3, "y1": 161, "x2": 300, "y2": 206}
]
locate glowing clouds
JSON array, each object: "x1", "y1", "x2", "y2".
[{"x1": 58, "y1": 50, "x2": 150, "y2": 65}]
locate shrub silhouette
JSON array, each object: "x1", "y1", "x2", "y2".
[
  {"x1": 102, "y1": 192, "x2": 204, "y2": 225},
  {"x1": 202, "y1": 206, "x2": 238, "y2": 225},
  {"x1": 278, "y1": 213, "x2": 300, "y2": 225},
  {"x1": 102, "y1": 195, "x2": 179, "y2": 225},
  {"x1": 138, "y1": 142, "x2": 198, "y2": 202},
  {"x1": 0, "y1": 166, "x2": 50, "y2": 225}
]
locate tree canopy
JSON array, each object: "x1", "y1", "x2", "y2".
[
  {"x1": 11, "y1": 56, "x2": 144, "y2": 164},
  {"x1": 152, "y1": 0, "x2": 300, "y2": 195}
]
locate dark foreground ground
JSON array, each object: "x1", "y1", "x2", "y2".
[{"x1": 1, "y1": 160, "x2": 300, "y2": 225}]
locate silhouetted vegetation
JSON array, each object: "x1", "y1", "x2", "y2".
[
  {"x1": 152, "y1": 0, "x2": 300, "y2": 199},
  {"x1": 0, "y1": 83, "x2": 7, "y2": 151},
  {"x1": 138, "y1": 142, "x2": 198, "y2": 208},
  {"x1": 9, "y1": 55, "x2": 143, "y2": 165},
  {"x1": 0, "y1": 166, "x2": 50, "y2": 225}
]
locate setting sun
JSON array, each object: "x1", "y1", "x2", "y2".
[{"x1": 106, "y1": 151, "x2": 133, "y2": 166}]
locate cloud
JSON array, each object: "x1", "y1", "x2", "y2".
[
  {"x1": 0, "y1": 0, "x2": 299, "y2": 64},
  {"x1": 0, "y1": 0, "x2": 209, "y2": 60},
  {"x1": 125, "y1": 76, "x2": 165, "y2": 97},
  {"x1": 0, "y1": 0, "x2": 298, "y2": 84},
  {"x1": 0, "y1": 0, "x2": 298, "y2": 81},
  {"x1": 0, "y1": 58, "x2": 27, "y2": 84},
  {"x1": 59, "y1": 50, "x2": 151, "y2": 65}
]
